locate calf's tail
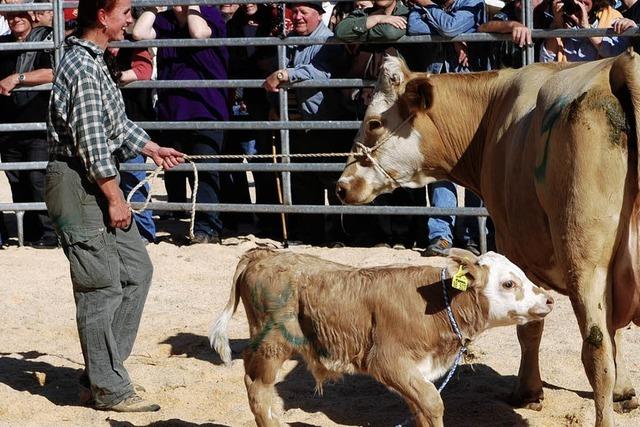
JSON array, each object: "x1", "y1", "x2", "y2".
[{"x1": 209, "y1": 248, "x2": 276, "y2": 365}]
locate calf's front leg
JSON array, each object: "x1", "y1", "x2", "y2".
[
  {"x1": 373, "y1": 358, "x2": 444, "y2": 427},
  {"x1": 510, "y1": 320, "x2": 545, "y2": 410}
]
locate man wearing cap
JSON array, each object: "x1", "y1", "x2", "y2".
[
  {"x1": 263, "y1": 1, "x2": 335, "y2": 94},
  {"x1": 262, "y1": 2, "x2": 351, "y2": 245}
]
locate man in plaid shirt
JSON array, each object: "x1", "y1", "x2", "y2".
[{"x1": 45, "y1": 0, "x2": 183, "y2": 413}]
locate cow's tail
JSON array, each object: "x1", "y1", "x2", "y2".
[
  {"x1": 612, "y1": 50, "x2": 640, "y2": 186},
  {"x1": 610, "y1": 50, "x2": 640, "y2": 326},
  {"x1": 208, "y1": 248, "x2": 276, "y2": 365}
]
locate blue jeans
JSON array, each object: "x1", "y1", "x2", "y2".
[
  {"x1": 456, "y1": 190, "x2": 485, "y2": 246},
  {"x1": 427, "y1": 181, "x2": 457, "y2": 243},
  {"x1": 120, "y1": 154, "x2": 156, "y2": 242}
]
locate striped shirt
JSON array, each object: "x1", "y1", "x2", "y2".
[{"x1": 47, "y1": 36, "x2": 149, "y2": 182}]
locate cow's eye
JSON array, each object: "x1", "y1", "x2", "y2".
[
  {"x1": 502, "y1": 281, "x2": 515, "y2": 289},
  {"x1": 368, "y1": 119, "x2": 382, "y2": 132}
]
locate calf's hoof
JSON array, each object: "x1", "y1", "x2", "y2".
[
  {"x1": 613, "y1": 396, "x2": 639, "y2": 413},
  {"x1": 508, "y1": 390, "x2": 544, "y2": 411}
]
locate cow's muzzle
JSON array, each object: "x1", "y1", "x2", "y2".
[{"x1": 336, "y1": 177, "x2": 373, "y2": 205}]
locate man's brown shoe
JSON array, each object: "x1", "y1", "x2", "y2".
[{"x1": 104, "y1": 394, "x2": 160, "y2": 413}]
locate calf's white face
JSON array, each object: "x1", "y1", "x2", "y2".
[{"x1": 478, "y1": 252, "x2": 554, "y2": 327}]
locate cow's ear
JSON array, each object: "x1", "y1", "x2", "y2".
[
  {"x1": 402, "y1": 76, "x2": 434, "y2": 114},
  {"x1": 448, "y1": 248, "x2": 483, "y2": 288}
]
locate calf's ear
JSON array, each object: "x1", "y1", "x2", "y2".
[
  {"x1": 401, "y1": 76, "x2": 434, "y2": 114},
  {"x1": 448, "y1": 248, "x2": 483, "y2": 287}
]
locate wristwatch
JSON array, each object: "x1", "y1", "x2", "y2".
[
  {"x1": 17, "y1": 73, "x2": 25, "y2": 84},
  {"x1": 276, "y1": 70, "x2": 285, "y2": 82}
]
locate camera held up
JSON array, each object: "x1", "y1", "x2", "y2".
[{"x1": 562, "y1": 0, "x2": 582, "y2": 16}]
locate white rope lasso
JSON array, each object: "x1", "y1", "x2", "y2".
[
  {"x1": 126, "y1": 156, "x2": 203, "y2": 240},
  {"x1": 126, "y1": 114, "x2": 415, "y2": 241},
  {"x1": 125, "y1": 153, "x2": 353, "y2": 241}
]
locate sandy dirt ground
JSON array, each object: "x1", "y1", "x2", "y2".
[{"x1": 0, "y1": 175, "x2": 639, "y2": 427}]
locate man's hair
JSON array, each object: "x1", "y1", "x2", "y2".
[
  {"x1": 590, "y1": 0, "x2": 611, "y2": 15},
  {"x1": 33, "y1": 0, "x2": 51, "y2": 19},
  {"x1": 76, "y1": 0, "x2": 118, "y2": 33}
]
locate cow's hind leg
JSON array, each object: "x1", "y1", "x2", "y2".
[
  {"x1": 243, "y1": 345, "x2": 291, "y2": 427},
  {"x1": 510, "y1": 320, "x2": 545, "y2": 410},
  {"x1": 373, "y1": 359, "x2": 444, "y2": 427},
  {"x1": 613, "y1": 329, "x2": 639, "y2": 412},
  {"x1": 568, "y1": 266, "x2": 616, "y2": 427}
]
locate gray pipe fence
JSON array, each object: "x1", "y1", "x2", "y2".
[{"x1": 2, "y1": 0, "x2": 637, "y2": 249}]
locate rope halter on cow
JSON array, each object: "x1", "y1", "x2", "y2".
[
  {"x1": 438, "y1": 267, "x2": 469, "y2": 393},
  {"x1": 349, "y1": 113, "x2": 415, "y2": 186}
]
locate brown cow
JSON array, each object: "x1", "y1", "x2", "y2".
[
  {"x1": 336, "y1": 53, "x2": 640, "y2": 426},
  {"x1": 209, "y1": 248, "x2": 553, "y2": 427}
]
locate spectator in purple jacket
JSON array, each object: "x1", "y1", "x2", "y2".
[{"x1": 133, "y1": 4, "x2": 229, "y2": 244}]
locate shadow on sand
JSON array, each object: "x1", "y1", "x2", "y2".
[
  {"x1": 274, "y1": 361, "x2": 529, "y2": 427},
  {"x1": 107, "y1": 419, "x2": 229, "y2": 427},
  {"x1": 160, "y1": 332, "x2": 247, "y2": 366},
  {"x1": 543, "y1": 381, "x2": 592, "y2": 399},
  {"x1": 159, "y1": 333, "x2": 532, "y2": 426},
  {"x1": 0, "y1": 351, "x2": 84, "y2": 407}
]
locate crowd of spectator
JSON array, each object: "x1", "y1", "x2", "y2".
[{"x1": 0, "y1": 0, "x2": 638, "y2": 253}]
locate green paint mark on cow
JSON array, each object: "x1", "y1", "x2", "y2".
[
  {"x1": 534, "y1": 96, "x2": 569, "y2": 183},
  {"x1": 586, "y1": 325, "x2": 603, "y2": 348},
  {"x1": 249, "y1": 284, "x2": 308, "y2": 350},
  {"x1": 278, "y1": 322, "x2": 308, "y2": 347},
  {"x1": 268, "y1": 284, "x2": 294, "y2": 312},
  {"x1": 250, "y1": 318, "x2": 274, "y2": 351},
  {"x1": 250, "y1": 286, "x2": 264, "y2": 315}
]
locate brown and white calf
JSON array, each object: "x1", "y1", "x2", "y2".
[{"x1": 209, "y1": 248, "x2": 553, "y2": 427}]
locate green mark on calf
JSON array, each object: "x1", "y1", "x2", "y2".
[
  {"x1": 586, "y1": 325, "x2": 603, "y2": 348},
  {"x1": 278, "y1": 323, "x2": 308, "y2": 347},
  {"x1": 249, "y1": 284, "x2": 308, "y2": 350},
  {"x1": 250, "y1": 286, "x2": 264, "y2": 315},
  {"x1": 534, "y1": 96, "x2": 569, "y2": 183},
  {"x1": 250, "y1": 319, "x2": 275, "y2": 351}
]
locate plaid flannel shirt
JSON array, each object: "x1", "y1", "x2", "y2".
[{"x1": 47, "y1": 37, "x2": 149, "y2": 182}]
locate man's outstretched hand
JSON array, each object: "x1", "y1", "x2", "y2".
[{"x1": 143, "y1": 141, "x2": 185, "y2": 169}]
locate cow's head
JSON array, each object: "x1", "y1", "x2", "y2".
[
  {"x1": 449, "y1": 249, "x2": 554, "y2": 327},
  {"x1": 337, "y1": 56, "x2": 442, "y2": 205}
]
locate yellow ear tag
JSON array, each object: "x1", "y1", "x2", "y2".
[{"x1": 452, "y1": 265, "x2": 469, "y2": 292}]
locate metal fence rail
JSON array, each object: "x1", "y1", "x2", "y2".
[{"x1": 1, "y1": 0, "x2": 634, "y2": 249}]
